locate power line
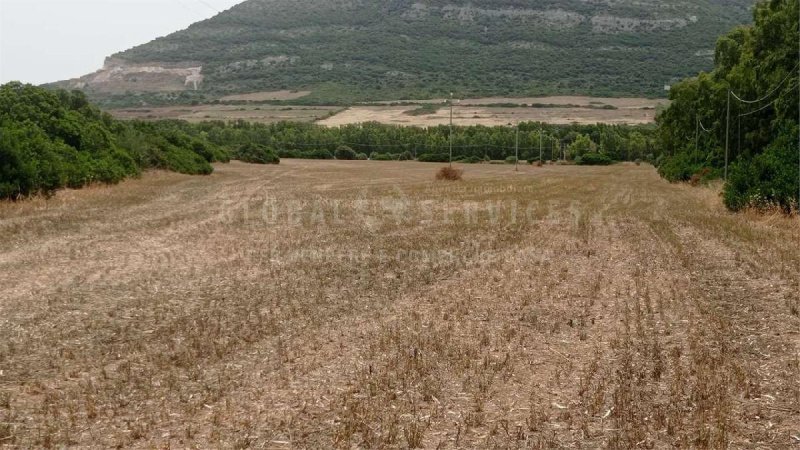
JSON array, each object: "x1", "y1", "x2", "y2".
[
  {"x1": 193, "y1": 0, "x2": 220, "y2": 13},
  {"x1": 730, "y1": 62, "x2": 800, "y2": 104},
  {"x1": 737, "y1": 97, "x2": 778, "y2": 117}
]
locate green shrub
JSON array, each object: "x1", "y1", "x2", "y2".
[
  {"x1": 370, "y1": 152, "x2": 394, "y2": 161},
  {"x1": 399, "y1": 151, "x2": 413, "y2": 161},
  {"x1": 657, "y1": 151, "x2": 705, "y2": 182},
  {"x1": 417, "y1": 153, "x2": 449, "y2": 163},
  {"x1": 236, "y1": 142, "x2": 280, "y2": 164},
  {"x1": 0, "y1": 83, "x2": 147, "y2": 198},
  {"x1": 272, "y1": 148, "x2": 330, "y2": 160},
  {"x1": 356, "y1": 152, "x2": 369, "y2": 160},
  {"x1": 334, "y1": 145, "x2": 357, "y2": 160},
  {"x1": 505, "y1": 156, "x2": 518, "y2": 164},
  {"x1": 723, "y1": 126, "x2": 799, "y2": 212},
  {"x1": 576, "y1": 152, "x2": 613, "y2": 166},
  {"x1": 277, "y1": 148, "x2": 300, "y2": 158}
]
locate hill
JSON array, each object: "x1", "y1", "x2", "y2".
[{"x1": 59, "y1": 0, "x2": 754, "y2": 106}]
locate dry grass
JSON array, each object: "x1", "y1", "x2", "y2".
[{"x1": 0, "y1": 161, "x2": 798, "y2": 448}]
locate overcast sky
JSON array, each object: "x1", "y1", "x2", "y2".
[{"x1": 0, "y1": 0, "x2": 245, "y2": 85}]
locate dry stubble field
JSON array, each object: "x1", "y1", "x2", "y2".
[{"x1": 0, "y1": 161, "x2": 799, "y2": 448}]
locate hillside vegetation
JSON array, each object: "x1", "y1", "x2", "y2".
[
  {"x1": 657, "y1": 0, "x2": 799, "y2": 212},
  {"x1": 86, "y1": 0, "x2": 753, "y2": 105}
]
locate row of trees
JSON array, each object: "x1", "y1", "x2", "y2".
[
  {"x1": 656, "y1": 0, "x2": 799, "y2": 212},
  {"x1": 196, "y1": 120, "x2": 656, "y2": 163}
]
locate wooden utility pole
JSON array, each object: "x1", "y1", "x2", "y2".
[
  {"x1": 449, "y1": 92, "x2": 454, "y2": 168},
  {"x1": 725, "y1": 90, "x2": 731, "y2": 180},
  {"x1": 539, "y1": 130, "x2": 543, "y2": 164},
  {"x1": 515, "y1": 123, "x2": 519, "y2": 172}
]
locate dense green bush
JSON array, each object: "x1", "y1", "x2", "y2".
[
  {"x1": 370, "y1": 152, "x2": 394, "y2": 161},
  {"x1": 236, "y1": 142, "x2": 280, "y2": 164},
  {"x1": 0, "y1": 83, "x2": 229, "y2": 199},
  {"x1": 724, "y1": 125, "x2": 799, "y2": 212},
  {"x1": 356, "y1": 152, "x2": 369, "y2": 160},
  {"x1": 302, "y1": 149, "x2": 334, "y2": 159},
  {"x1": 0, "y1": 84, "x2": 137, "y2": 198},
  {"x1": 334, "y1": 145, "x2": 357, "y2": 160},
  {"x1": 576, "y1": 152, "x2": 614, "y2": 166},
  {"x1": 417, "y1": 153, "x2": 450, "y2": 163},
  {"x1": 657, "y1": 150, "x2": 709, "y2": 182},
  {"x1": 505, "y1": 156, "x2": 518, "y2": 164}
]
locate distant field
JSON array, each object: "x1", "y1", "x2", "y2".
[
  {"x1": 108, "y1": 96, "x2": 667, "y2": 126},
  {"x1": 219, "y1": 90, "x2": 312, "y2": 102},
  {"x1": 109, "y1": 104, "x2": 342, "y2": 123},
  {"x1": 1, "y1": 161, "x2": 798, "y2": 448}
]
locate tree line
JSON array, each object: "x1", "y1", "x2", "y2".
[
  {"x1": 1, "y1": 81, "x2": 658, "y2": 200},
  {"x1": 197, "y1": 120, "x2": 656, "y2": 164},
  {"x1": 656, "y1": 0, "x2": 799, "y2": 212}
]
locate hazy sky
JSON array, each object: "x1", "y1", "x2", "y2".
[{"x1": 0, "y1": 0, "x2": 246, "y2": 85}]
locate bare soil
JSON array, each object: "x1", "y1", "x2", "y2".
[{"x1": 0, "y1": 161, "x2": 798, "y2": 448}]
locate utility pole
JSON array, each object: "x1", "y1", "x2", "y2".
[
  {"x1": 539, "y1": 129, "x2": 543, "y2": 164},
  {"x1": 695, "y1": 115, "x2": 699, "y2": 153},
  {"x1": 515, "y1": 122, "x2": 520, "y2": 172},
  {"x1": 449, "y1": 92, "x2": 454, "y2": 168},
  {"x1": 725, "y1": 90, "x2": 731, "y2": 181}
]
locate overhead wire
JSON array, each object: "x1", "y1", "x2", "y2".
[{"x1": 730, "y1": 62, "x2": 800, "y2": 104}]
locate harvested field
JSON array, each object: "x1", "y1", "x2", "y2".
[
  {"x1": 373, "y1": 96, "x2": 667, "y2": 109},
  {"x1": 319, "y1": 102, "x2": 662, "y2": 127},
  {"x1": 0, "y1": 161, "x2": 798, "y2": 448},
  {"x1": 108, "y1": 104, "x2": 341, "y2": 123},
  {"x1": 107, "y1": 96, "x2": 666, "y2": 127},
  {"x1": 219, "y1": 90, "x2": 312, "y2": 102}
]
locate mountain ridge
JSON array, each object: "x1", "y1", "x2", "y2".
[{"x1": 58, "y1": 0, "x2": 756, "y2": 105}]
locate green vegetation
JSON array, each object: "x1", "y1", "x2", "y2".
[
  {"x1": 334, "y1": 145, "x2": 357, "y2": 160},
  {"x1": 235, "y1": 142, "x2": 280, "y2": 164},
  {"x1": 656, "y1": 0, "x2": 799, "y2": 212},
  {"x1": 576, "y1": 152, "x2": 614, "y2": 165},
  {"x1": 195, "y1": 120, "x2": 656, "y2": 164},
  {"x1": 1, "y1": 84, "x2": 658, "y2": 200},
  {"x1": 78, "y1": 0, "x2": 752, "y2": 106},
  {"x1": 0, "y1": 82, "x2": 228, "y2": 199},
  {"x1": 418, "y1": 153, "x2": 450, "y2": 163}
]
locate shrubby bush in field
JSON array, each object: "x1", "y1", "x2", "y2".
[
  {"x1": 334, "y1": 145, "x2": 357, "y2": 160},
  {"x1": 235, "y1": 143, "x2": 280, "y2": 164},
  {"x1": 0, "y1": 84, "x2": 135, "y2": 198},
  {"x1": 576, "y1": 152, "x2": 614, "y2": 166},
  {"x1": 724, "y1": 124, "x2": 799, "y2": 212},
  {"x1": 418, "y1": 153, "x2": 450, "y2": 163}
]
